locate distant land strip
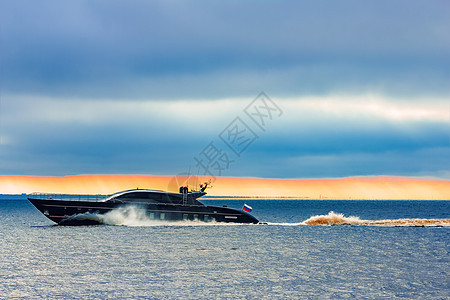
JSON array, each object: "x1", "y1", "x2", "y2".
[{"x1": 0, "y1": 175, "x2": 449, "y2": 200}]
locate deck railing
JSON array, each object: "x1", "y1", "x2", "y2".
[{"x1": 28, "y1": 193, "x2": 108, "y2": 202}]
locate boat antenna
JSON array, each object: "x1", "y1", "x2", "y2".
[{"x1": 199, "y1": 179, "x2": 213, "y2": 192}]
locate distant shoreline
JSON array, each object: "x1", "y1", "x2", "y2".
[
  {"x1": 1, "y1": 175, "x2": 449, "y2": 200},
  {"x1": 1, "y1": 194, "x2": 449, "y2": 201}
]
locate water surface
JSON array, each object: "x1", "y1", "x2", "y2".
[{"x1": 0, "y1": 199, "x2": 448, "y2": 299}]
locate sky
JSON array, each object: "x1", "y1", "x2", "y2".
[
  {"x1": 0, "y1": 0, "x2": 449, "y2": 181},
  {"x1": 2, "y1": 175, "x2": 449, "y2": 200}
]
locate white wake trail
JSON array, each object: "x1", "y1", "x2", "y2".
[{"x1": 269, "y1": 211, "x2": 450, "y2": 227}]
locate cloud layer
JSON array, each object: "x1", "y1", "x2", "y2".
[
  {"x1": 1, "y1": 0, "x2": 449, "y2": 99},
  {"x1": 1, "y1": 94, "x2": 448, "y2": 178},
  {"x1": 0, "y1": 0, "x2": 449, "y2": 179}
]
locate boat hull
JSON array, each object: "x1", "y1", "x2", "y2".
[{"x1": 28, "y1": 198, "x2": 259, "y2": 225}]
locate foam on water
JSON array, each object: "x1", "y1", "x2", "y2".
[
  {"x1": 72, "y1": 206, "x2": 450, "y2": 227},
  {"x1": 2, "y1": 199, "x2": 448, "y2": 299},
  {"x1": 71, "y1": 205, "x2": 247, "y2": 226},
  {"x1": 301, "y1": 211, "x2": 450, "y2": 227},
  {"x1": 302, "y1": 211, "x2": 362, "y2": 225},
  {"x1": 100, "y1": 205, "x2": 162, "y2": 226},
  {"x1": 267, "y1": 211, "x2": 450, "y2": 227}
]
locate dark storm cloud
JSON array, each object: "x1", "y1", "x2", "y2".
[
  {"x1": 0, "y1": 1, "x2": 449, "y2": 178},
  {"x1": 1, "y1": 0, "x2": 449, "y2": 98}
]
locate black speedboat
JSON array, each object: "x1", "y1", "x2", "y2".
[{"x1": 28, "y1": 183, "x2": 259, "y2": 225}]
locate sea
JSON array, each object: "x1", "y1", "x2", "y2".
[{"x1": 0, "y1": 197, "x2": 448, "y2": 299}]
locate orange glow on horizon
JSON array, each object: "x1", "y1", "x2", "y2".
[{"x1": 0, "y1": 175, "x2": 449, "y2": 200}]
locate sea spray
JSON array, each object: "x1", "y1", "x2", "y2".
[
  {"x1": 100, "y1": 205, "x2": 155, "y2": 226},
  {"x1": 302, "y1": 211, "x2": 450, "y2": 227},
  {"x1": 266, "y1": 211, "x2": 450, "y2": 227},
  {"x1": 303, "y1": 211, "x2": 362, "y2": 225},
  {"x1": 70, "y1": 207, "x2": 450, "y2": 227},
  {"x1": 65, "y1": 205, "x2": 162, "y2": 226},
  {"x1": 70, "y1": 205, "x2": 252, "y2": 226}
]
